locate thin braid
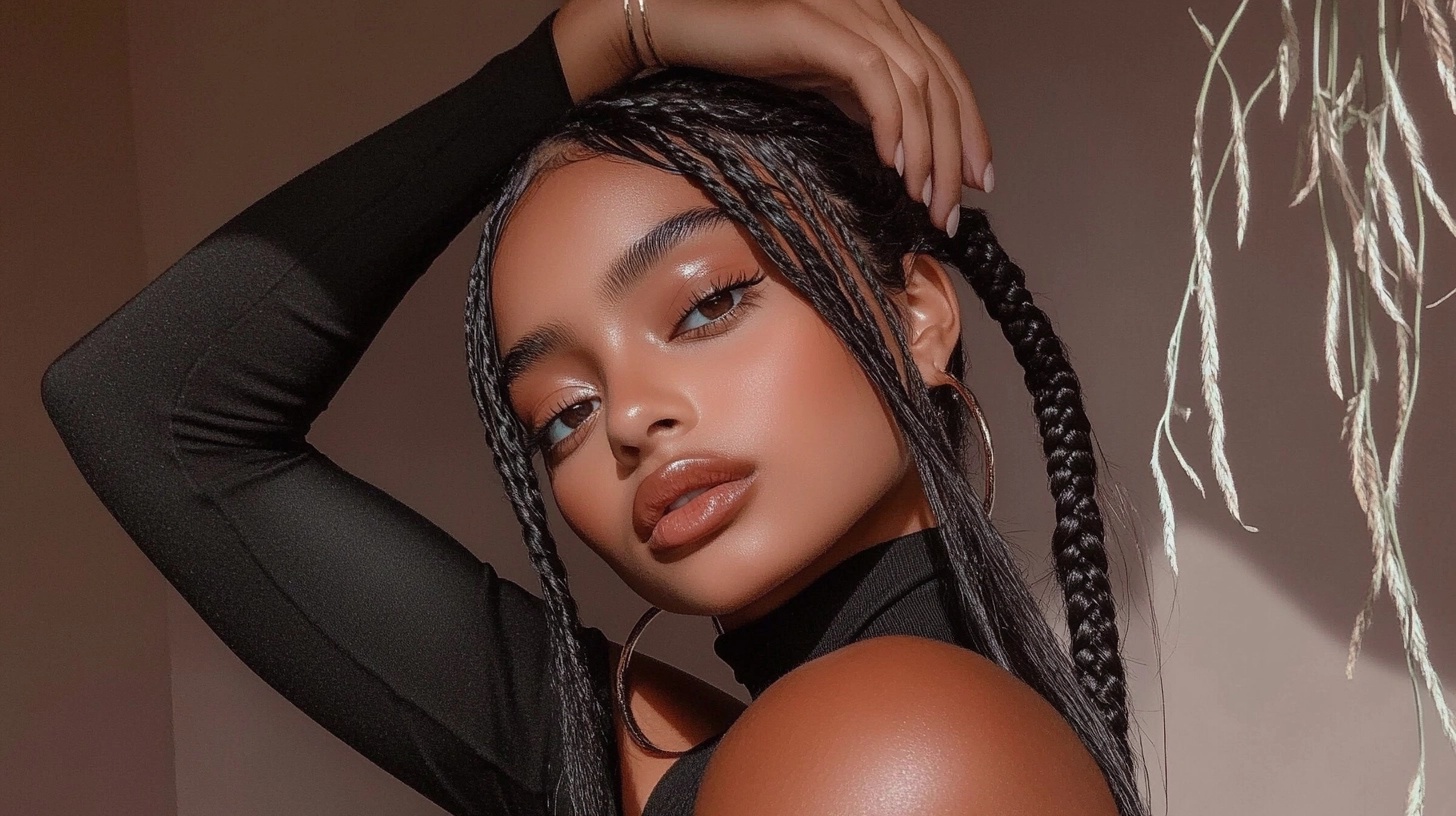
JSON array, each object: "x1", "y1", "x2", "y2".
[
  {"x1": 464, "y1": 190, "x2": 617, "y2": 816},
  {"x1": 951, "y1": 206, "x2": 1131, "y2": 754}
]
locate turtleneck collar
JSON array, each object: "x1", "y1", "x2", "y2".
[{"x1": 711, "y1": 526, "x2": 956, "y2": 700}]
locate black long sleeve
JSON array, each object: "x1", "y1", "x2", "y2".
[{"x1": 40, "y1": 12, "x2": 611, "y2": 816}]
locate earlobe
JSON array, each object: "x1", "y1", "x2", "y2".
[{"x1": 895, "y1": 252, "x2": 963, "y2": 384}]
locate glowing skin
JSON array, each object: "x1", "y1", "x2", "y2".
[{"x1": 490, "y1": 152, "x2": 964, "y2": 632}]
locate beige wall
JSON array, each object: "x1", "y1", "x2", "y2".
[
  {"x1": 1, "y1": 2, "x2": 176, "y2": 813},
  {"x1": 5, "y1": 0, "x2": 1452, "y2": 813}
]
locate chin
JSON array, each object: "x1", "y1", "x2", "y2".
[
  {"x1": 638, "y1": 549, "x2": 772, "y2": 618},
  {"x1": 643, "y1": 517, "x2": 828, "y2": 618}
]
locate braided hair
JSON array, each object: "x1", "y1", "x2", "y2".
[{"x1": 463, "y1": 67, "x2": 1148, "y2": 816}]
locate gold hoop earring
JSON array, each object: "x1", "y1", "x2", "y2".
[
  {"x1": 931, "y1": 371, "x2": 996, "y2": 515},
  {"x1": 613, "y1": 605, "x2": 689, "y2": 757}
]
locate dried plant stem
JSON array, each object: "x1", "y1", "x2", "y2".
[
  {"x1": 1152, "y1": 0, "x2": 1262, "y2": 575},
  {"x1": 1165, "y1": 0, "x2": 1456, "y2": 810}
]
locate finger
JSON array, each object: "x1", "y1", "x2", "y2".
[
  {"x1": 893, "y1": 15, "x2": 965, "y2": 229},
  {"x1": 874, "y1": 1, "x2": 965, "y2": 213},
  {"x1": 849, "y1": 15, "x2": 936, "y2": 206},
  {"x1": 905, "y1": 11, "x2": 992, "y2": 191},
  {"x1": 806, "y1": 2, "x2": 935, "y2": 201},
  {"x1": 854, "y1": 7, "x2": 960, "y2": 226},
  {"x1": 783, "y1": 5, "x2": 906, "y2": 173},
  {"x1": 921, "y1": 65, "x2": 965, "y2": 233},
  {"x1": 869, "y1": 1, "x2": 965, "y2": 226}
]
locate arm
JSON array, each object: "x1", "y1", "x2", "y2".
[
  {"x1": 693, "y1": 636, "x2": 1119, "y2": 815},
  {"x1": 41, "y1": 11, "x2": 607, "y2": 815}
]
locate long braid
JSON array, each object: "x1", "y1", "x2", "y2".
[
  {"x1": 951, "y1": 206, "x2": 1131, "y2": 756},
  {"x1": 464, "y1": 160, "x2": 618, "y2": 816}
]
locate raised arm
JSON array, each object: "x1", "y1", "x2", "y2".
[{"x1": 41, "y1": 11, "x2": 607, "y2": 815}]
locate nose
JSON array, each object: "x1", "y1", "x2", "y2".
[{"x1": 603, "y1": 362, "x2": 694, "y2": 467}]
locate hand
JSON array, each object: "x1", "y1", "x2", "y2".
[{"x1": 553, "y1": 0, "x2": 993, "y2": 235}]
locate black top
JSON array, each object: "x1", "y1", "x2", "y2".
[{"x1": 40, "y1": 10, "x2": 967, "y2": 816}]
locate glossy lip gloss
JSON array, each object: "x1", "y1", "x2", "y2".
[{"x1": 648, "y1": 472, "x2": 758, "y2": 552}]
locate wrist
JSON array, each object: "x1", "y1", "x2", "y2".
[{"x1": 553, "y1": 0, "x2": 643, "y2": 103}]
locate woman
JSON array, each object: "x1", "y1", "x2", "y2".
[{"x1": 41, "y1": 1, "x2": 1146, "y2": 814}]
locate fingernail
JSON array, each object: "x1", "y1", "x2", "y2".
[
  {"x1": 945, "y1": 204, "x2": 960, "y2": 238},
  {"x1": 921, "y1": 175, "x2": 932, "y2": 206},
  {"x1": 894, "y1": 140, "x2": 905, "y2": 176},
  {"x1": 981, "y1": 162, "x2": 995, "y2": 194}
]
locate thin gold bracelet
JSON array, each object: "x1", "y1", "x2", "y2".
[
  {"x1": 638, "y1": 0, "x2": 667, "y2": 68},
  {"x1": 622, "y1": 0, "x2": 653, "y2": 71}
]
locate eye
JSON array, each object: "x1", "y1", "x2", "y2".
[
  {"x1": 532, "y1": 395, "x2": 600, "y2": 456},
  {"x1": 673, "y1": 269, "x2": 767, "y2": 338},
  {"x1": 531, "y1": 269, "x2": 768, "y2": 460}
]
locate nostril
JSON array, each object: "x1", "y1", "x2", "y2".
[{"x1": 644, "y1": 416, "x2": 681, "y2": 438}]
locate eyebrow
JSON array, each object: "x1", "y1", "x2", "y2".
[{"x1": 499, "y1": 205, "x2": 734, "y2": 394}]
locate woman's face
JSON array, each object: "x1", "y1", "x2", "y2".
[{"x1": 490, "y1": 152, "x2": 951, "y2": 629}]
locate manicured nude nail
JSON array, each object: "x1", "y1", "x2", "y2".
[
  {"x1": 921, "y1": 176, "x2": 932, "y2": 206},
  {"x1": 982, "y1": 162, "x2": 995, "y2": 193},
  {"x1": 946, "y1": 204, "x2": 960, "y2": 238},
  {"x1": 894, "y1": 140, "x2": 905, "y2": 176}
]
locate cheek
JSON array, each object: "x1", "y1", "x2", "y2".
[
  {"x1": 745, "y1": 302, "x2": 907, "y2": 496},
  {"x1": 549, "y1": 463, "x2": 624, "y2": 565}
]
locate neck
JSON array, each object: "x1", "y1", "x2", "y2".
[
  {"x1": 714, "y1": 464, "x2": 936, "y2": 633},
  {"x1": 711, "y1": 525, "x2": 953, "y2": 699}
]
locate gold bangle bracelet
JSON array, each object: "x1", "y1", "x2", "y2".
[
  {"x1": 622, "y1": 0, "x2": 647, "y2": 71},
  {"x1": 638, "y1": 0, "x2": 667, "y2": 68}
]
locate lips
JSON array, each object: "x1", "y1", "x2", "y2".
[{"x1": 633, "y1": 455, "x2": 756, "y2": 544}]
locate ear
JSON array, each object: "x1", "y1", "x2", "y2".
[{"x1": 889, "y1": 252, "x2": 962, "y2": 387}]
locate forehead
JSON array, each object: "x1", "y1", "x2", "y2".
[{"x1": 490, "y1": 155, "x2": 729, "y2": 344}]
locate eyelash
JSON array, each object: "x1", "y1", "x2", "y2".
[{"x1": 530, "y1": 268, "x2": 768, "y2": 459}]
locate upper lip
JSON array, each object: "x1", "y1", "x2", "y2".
[{"x1": 632, "y1": 454, "x2": 756, "y2": 542}]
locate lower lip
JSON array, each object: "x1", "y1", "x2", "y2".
[{"x1": 648, "y1": 474, "x2": 757, "y2": 552}]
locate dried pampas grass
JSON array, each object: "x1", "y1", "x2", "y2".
[{"x1": 1155, "y1": 0, "x2": 1455, "y2": 811}]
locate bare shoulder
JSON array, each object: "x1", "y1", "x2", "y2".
[{"x1": 694, "y1": 635, "x2": 1118, "y2": 816}]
